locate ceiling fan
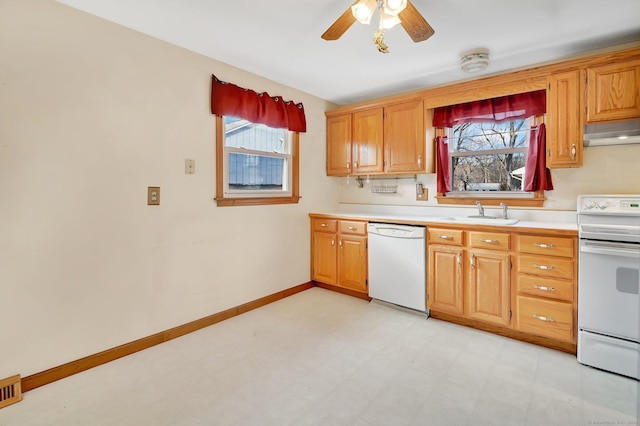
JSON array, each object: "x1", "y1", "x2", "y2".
[{"x1": 322, "y1": 0, "x2": 435, "y2": 53}]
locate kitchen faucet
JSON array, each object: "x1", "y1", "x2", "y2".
[
  {"x1": 500, "y1": 202, "x2": 508, "y2": 219},
  {"x1": 476, "y1": 201, "x2": 484, "y2": 217}
]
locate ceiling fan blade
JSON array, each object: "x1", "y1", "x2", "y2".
[
  {"x1": 399, "y1": 0, "x2": 435, "y2": 42},
  {"x1": 321, "y1": 2, "x2": 358, "y2": 41}
]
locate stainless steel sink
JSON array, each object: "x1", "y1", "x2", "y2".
[{"x1": 439, "y1": 216, "x2": 519, "y2": 225}]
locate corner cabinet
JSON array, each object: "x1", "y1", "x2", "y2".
[
  {"x1": 311, "y1": 217, "x2": 368, "y2": 294},
  {"x1": 586, "y1": 59, "x2": 640, "y2": 123},
  {"x1": 546, "y1": 70, "x2": 583, "y2": 168},
  {"x1": 325, "y1": 99, "x2": 426, "y2": 176}
]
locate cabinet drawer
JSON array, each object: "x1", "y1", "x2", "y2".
[
  {"x1": 339, "y1": 220, "x2": 367, "y2": 235},
  {"x1": 469, "y1": 231, "x2": 510, "y2": 251},
  {"x1": 312, "y1": 218, "x2": 337, "y2": 232},
  {"x1": 428, "y1": 228, "x2": 464, "y2": 246},
  {"x1": 518, "y1": 255, "x2": 574, "y2": 280},
  {"x1": 516, "y1": 274, "x2": 573, "y2": 302},
  {"x1": 516, "y1": 235, "x2": 574, "y2": 257},
  {"x1": 516, "y1": 296, "x2": 573, "y2": 342}
]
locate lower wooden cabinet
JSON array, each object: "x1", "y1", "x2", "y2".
[
  {"x1": 311, "y1": 218, "x2": 368, "y2": 294},
  {"x1": 468, "y1": 250, "x2": 511, "y2": 326},
  {"x1": 428, "y1": 244, "x2": 464, "y2": 315},
  {"x1": 514, "y1": 233, "x2": 577, "y2": 344},
  {"x1": 428, "y1": 228, "x2": 511, "y2": 327},
  {"x1": 428, "y1": 226, "x2": 578, "y2": 350}
]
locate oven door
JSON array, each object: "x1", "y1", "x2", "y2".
[{"x1": 578, "y1": 239, "x2": 640, "y2": 342}]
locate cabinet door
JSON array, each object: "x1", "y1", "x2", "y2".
[
  {"x1": 384, "y1": 100, "x2": 426, "y2": 173},
  {"x1": 312, "y1": 231, "x2": 337, "y2": 285},
  {"x1": 352, "y1": 108, "x2": 384, "y2": 174},
  {"x1": 546, "y1": 70, "x2": 583, "y2": 168},
  {"x1": 587, "y1": 59, "x2": 640, "y2": 123},
  {"x1": 326, "y1": 114, "x2": 352, "y2": 176},
  {"x1": 467, "y1": 250, "x2": 511, "y2": 326},
  {"x1": 338, "y1": 235, "x2": 368, "y2": 292},
  {"x1": 427, "y1": 245, "x2": 464, "y2": 315}
]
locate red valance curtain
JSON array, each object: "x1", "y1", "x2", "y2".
[
  {"x1": 432, "y1": 90, "x2": 546, "y2": 127},
  {"x1": 524, "y1": 123, "x2": 553, "y2": 191},
  {"x1": 436, "y1": 136, "x2": 451, "y2": 193},
  {"x1": 210, "y1": 75, "x2": 307, "y2": 133}
]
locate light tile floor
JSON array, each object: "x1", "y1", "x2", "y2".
[{"x1": 2, "y1": 287, "x2": 638, "y2": 426}]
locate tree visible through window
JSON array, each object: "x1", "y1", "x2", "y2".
[{"x1": 448, "y1": 118, "x2": 531, "y2": 193}]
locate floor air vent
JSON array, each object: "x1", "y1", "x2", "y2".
[{"x1": 0, "y1": 375, "x2": 22, "y2": 409}]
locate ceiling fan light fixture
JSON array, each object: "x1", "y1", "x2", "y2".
[
  {"x1": 379, "y1": 9, "x2": 401, "y2": 29},
  {"x1": 351, "y1": 0, "x2": 377, "y2": 24},
  {"x1": 460, "y1": 48, "x2": 490, "y2": 73},
  {"x1": 383, "y1": 0, "x2": 407, "y2": 16}
]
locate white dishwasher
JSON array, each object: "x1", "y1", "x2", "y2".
[{"x1": 367, "y1": 223, "x2": 427, "y2": 313}]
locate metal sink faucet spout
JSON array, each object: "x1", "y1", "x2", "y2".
[{"x1": 476, "y1": 201, "x2": 484, "y2": 217}]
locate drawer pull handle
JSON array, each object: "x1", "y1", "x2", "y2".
[
  {"x1": 533, "y1": 264, "x2": 554, "y2": 270},
  {"x1": 470, "y1": 253, "x2": 475, "y2": 268},
  {"x1": 457, "y1": 252, "x2": 462, "y2": 266},
  {"x1": 438, "y1": 235, "x2": 453, "y2": 240},
  {"x1": 481, "y1": 239, "x2": 498, "y2": 244},
  {"x1": 533, "y1": 314, "x2": 555, "y2": 322},
  {"x1": 348, "y1": 226, "x2": 357, "y2": 230},
  {"x1": 533, "y1": 285, "x2": 556, "y2": 292},
  {"x1": 331, "y1": 238, "x2": 335, "y2": 247},
  {"x1": 339, "y1": 239, "x2": 343, "y2": 248},
  {"x1": 534, "y1": 243, "x2": 555, "y2": 249},
  {"x1": 320, "y1": 223, "x2": 328, "y2": 227}
]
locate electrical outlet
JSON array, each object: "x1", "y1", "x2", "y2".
[
  {"x1": 416, "y1": 186, "x2": 428, "y2": 201},
  {"x1": 185, "y1": 159, "x2": 195, "y2": 174},
  {"x1": 148, "y1": 187, "x2": 160, "y2": 205}
]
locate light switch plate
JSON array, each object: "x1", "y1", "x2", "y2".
[
  {"x1": 148, "y1": 187, "x2": 160, "y2": 205},
  {"x1": 185, "y1": 159, "x2": 195, "y2": 174},
  {"x1": 416, "y1": 187, "x2": 428, "y2": 201}
]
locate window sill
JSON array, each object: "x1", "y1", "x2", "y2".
[
  {"x1": 436, "y1": 192, "x2": 545, "y2": 207},
  {"x1": 215, "y1": 195, "x2": 301, "y2": 207}
]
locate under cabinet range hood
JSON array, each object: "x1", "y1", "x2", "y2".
[{"x1": 583, "y1": 119, "x2": 640, "y2": 146}]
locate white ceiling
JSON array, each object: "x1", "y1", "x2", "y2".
[{"x1": 57, "y1": 0, "x2": 640, "y2": 106}]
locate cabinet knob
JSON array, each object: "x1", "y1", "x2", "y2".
[
  {"x1": 533, "y1": 264, "x2": 555, "y2": 271},
  {"x1": 533, "y1": 314, "x2": 555, "y2": 322},
  {"x1": 533, "y1": 243, "x2": 555, "y2": 249},
  {"x1": 533, "y1": 285, "x2": 556, "y2": 292}
]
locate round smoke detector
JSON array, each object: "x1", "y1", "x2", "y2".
[{"x1": 460, "y1": 48, "x2": 490, "y2": 73}]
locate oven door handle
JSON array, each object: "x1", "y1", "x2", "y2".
[{"x1": 580, "y1": 242, "x2": 640, "y2": 259}]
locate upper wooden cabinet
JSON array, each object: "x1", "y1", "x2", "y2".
[
  {"x1": 326, "y1": 114, "x2": 352, "y2": 176},
  {"x1": 384, "y1": 100, "x2": 426, "y2": 173},
  {"x1": 325, "y1": 99, "x2": 426, "y2": 176},
  {"x1": 353, "y1": 108, "x2": 384, "y2": 174},
  {"x1": 546, "y1": 70, "x2": 583, "y2": 168},
  {"x1": 586, "y1": 59, "x2": 640, "y2": 123}
]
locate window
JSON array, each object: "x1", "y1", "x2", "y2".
[
  {"x1": 447, "y1": 118, "x2": 531, "y2": 195},
  {"x1": 215, "y1": 116, "x2": 300, "y2": 206},
  {"x1": 433, "y1": 90, "x2": 549, "y2": 207}
]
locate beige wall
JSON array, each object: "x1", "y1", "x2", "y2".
[{"x1": 0, "y1": 0, "x2": 339, "y2": 378}]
